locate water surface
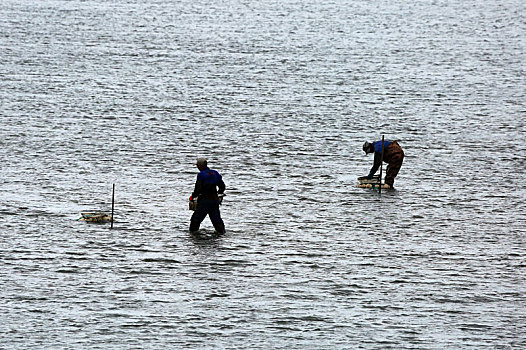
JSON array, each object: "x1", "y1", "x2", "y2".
[{"x1": 1, "y1": 0, "x2": 525, "y2": 348}]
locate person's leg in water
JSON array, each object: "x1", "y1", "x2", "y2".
[
  {"x1": 190, "y1": 201, "x2": 208, "y2": 232},
  {"x1": 208, "y1": 200, "x2": 225, "y2": 234},
  {"x1": 385, "y1": 154, "x2": 404, "y2": 188}
]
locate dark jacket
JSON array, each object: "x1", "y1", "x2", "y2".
[
  {"x1": 368, "y1": 141, "x2": 404, "y2": 176},
  {"x1": 192, "y1": 167, "x2": 225, "y2": 200}
]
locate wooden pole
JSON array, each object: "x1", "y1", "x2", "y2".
[
  {"x1": 111, "y1": 183, "x2": 115, "y2": 229},
  {"x1": 379, "y1": 135, "x2": 385, "y2": 194}
]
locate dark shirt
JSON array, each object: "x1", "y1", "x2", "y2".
[
  {"x1": 192, "y1": 167, "x2": 225, "y2": 200},
  {"x1": 369, "y1": 140, "x2": 402, "y2": 175}
]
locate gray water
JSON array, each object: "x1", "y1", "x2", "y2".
[{"x1": 1, "y1": 0, "x2": 525, "y2": 348}]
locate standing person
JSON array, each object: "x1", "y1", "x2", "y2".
[
  {"x1": 189, "y1": 157, "x2": 226, "y2": 234},
  {"x1": 363, "y1": 140, "x2": 404, "y2": 189}
]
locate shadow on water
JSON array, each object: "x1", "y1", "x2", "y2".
[
  {"x1": 350, "y1": 186, "x2": 402, "y2": 198},
  {"x1": 189, "y1": 229, "x2": 226, "y2": 244}
]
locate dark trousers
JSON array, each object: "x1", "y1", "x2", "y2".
[
  {"x1": 385, "y1": 150, "x2": 404, "y2": 187},
  {"x1": 190, "y1": 199, "x2": 225, "y2": 233}
]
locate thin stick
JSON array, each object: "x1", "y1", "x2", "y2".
[
  {"x1": 379, "y1": 135, "x2": 385, "y2": 194},
  {"x1": 111, "y1": 183, "x2": 115, "y2": 229}
]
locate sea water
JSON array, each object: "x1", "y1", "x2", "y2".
[{"x1": 0, "y1": 0, "x2": 525, "y2": 348}]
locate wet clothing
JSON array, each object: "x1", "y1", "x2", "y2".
[
  {"x1": 190, "y1": 167, "x2": 225, "y2": 233},
  {"x1": 368, "y1": 140, "x2": 404, "y2": 187},
  {"x1": 190, "y1": 199, "x2": 224, "y2": 233}
]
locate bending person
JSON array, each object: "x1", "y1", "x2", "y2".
[{"x1": 363, "y1": 140, "x2": 404, "y2": 189}]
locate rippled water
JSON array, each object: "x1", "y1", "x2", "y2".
[{"x1": 1, "y1": 0, "x2": 525, "y2": 348}]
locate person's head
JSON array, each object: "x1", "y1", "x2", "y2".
[
  {"x1": 196, "y1": 157, "x2": 207, "y2": 170},
  {"x1": 363, "y1": 141, "x2": 373, "y2": 154}
]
